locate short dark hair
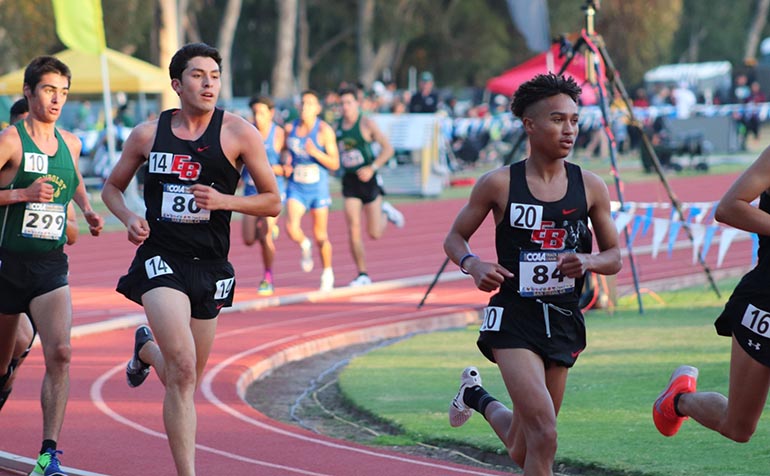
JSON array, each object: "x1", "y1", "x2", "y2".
[
  {"x1": 9, "y1": 98, "x2": 28, "y2": 124},
  {"x1": 169, "y1": 43, "x2": 222, "y2": 80},
  {"x1": 23, "y1": 56, "x2": 71, "y2": 92},
  {"x1": 510, "y1": 73, "x2": 581, "y2": 119},
  {"x1": 301, "y1": 89, "x2": 320, "y2": 101},
  {"x1": 337, "y1": 87, "x2": 358, "y2": 99},
  {"x1": 248, "y1": 95, "x2": 274, "y2": 110}
]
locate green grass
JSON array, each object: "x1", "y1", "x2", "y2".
[{"x1": 339, "y1": 279, "x2": 770, "y2": 475}]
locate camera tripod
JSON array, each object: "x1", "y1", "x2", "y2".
[{"x1": 558, "y1": 0, "x2": 721, "y2": 309}]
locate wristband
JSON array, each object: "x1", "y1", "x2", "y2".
[
  {"x1": 459, "y1": 253, "x2": 478, "y2": 275},
  {"x1": 371, "y1": 163, "x2": 380, "y2": 172}
]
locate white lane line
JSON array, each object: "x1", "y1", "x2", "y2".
[
  {"x1": 199, "y1": 305, "x2": 500, "y2": 476},
  {"x1": 90, "y1": 365, "x2": 333, "y2": 476}
]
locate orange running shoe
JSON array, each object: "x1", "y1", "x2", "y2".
[{"x1": 653, "y1": 365, "x2": 698, "y2": 437}]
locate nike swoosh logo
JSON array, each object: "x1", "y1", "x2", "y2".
[
  {"x1": 197, "y1": 145, "x2": 210, "y2": 152},
  {"x1": 571, "y1": 348, "x2": 583, "y2": 358},
  {"x1": 216, "y1": 303, "x2": 225, "y2": 310},
  {"x1": 562, "y1": 208, "x2": 577, "y2": 215}
]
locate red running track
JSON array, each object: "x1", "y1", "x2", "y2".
[{"x1": 0, "y1": 170, "x2": 754, "y2": 475}]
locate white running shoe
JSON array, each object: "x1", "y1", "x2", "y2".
[
  {"x1": 382, "y1": 201, "x2": 405, "y2": 228},
  {"x1": 449, "y1": 366, "x2": 482, "y2": 428},
  {"x1": 320, "y1": 268, "x2": 335, "y2": 291},
  {"x1": 300, "y1": 238, "x2": 314, "y2": 272},
  {"x1": 349, "y1": 273, "x2": 372, "y2": 287}
]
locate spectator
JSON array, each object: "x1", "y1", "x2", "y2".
[
  {"x1": 409, "y1": 71, "x2": 439, "y2": 113},
  {"x1": 742, "y1": 80, "x2": 767, "y2": 148},
  {"x1": 672, "y1": 81, "x2": 696, "y2": 119}
]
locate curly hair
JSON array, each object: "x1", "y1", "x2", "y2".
[{"x1": 510, "y1": 73, "x2": 581, "y2": 119}]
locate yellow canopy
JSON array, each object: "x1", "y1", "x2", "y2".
[{"x1": 0, "y1": 48, "x2": 168, "y2": 95}]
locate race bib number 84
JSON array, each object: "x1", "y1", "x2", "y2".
[{"x1": 518, "y1": 250, "x2": 575, "y2": 297}]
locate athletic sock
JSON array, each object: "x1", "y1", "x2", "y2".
[
  {"x1": 40, "y1": 439, "x2": 56, "y2": 454},
  {"x1": 673, "y1": 393, "x2": 685, "y2": 417},
  {"x1": 463, "y1": 385, "x2": 498, "y2": 415},
  {"x1": 264, "y1": 270, "x2": 273, "y2": 282}
]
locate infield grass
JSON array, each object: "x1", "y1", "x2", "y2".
[{"x1": 339, "y1": 278, "x2": 770, "y2": 476}]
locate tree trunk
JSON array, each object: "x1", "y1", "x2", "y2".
[
  {"x1": 357, "y1": 0, "x2": 375, "y2": 88},
  {"x1": 745, "y1": 0, "x2": 770, "y2": 63},
  {"x1": 159, "y1": 0, "x2": 179, "y2": 110},
  {"x1": 272, "y1": 0, "x2": 298, "y2": 99},
  {"x1": 297, "y1": 0, "x2": 310, "y2": 91},
  {"x1": 216, "y1": 0, "x2": 242, "y2": 106}
]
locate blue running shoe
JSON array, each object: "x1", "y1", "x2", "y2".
[{"x1": 29, "y1": 449, "x2": 66, "y2": 476}]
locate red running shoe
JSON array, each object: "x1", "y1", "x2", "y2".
[{"x1": 653, "y1": 365, "x2": 698, "y2": 437}]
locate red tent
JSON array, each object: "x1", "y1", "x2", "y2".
[{"x1": 486, "y1": 43, "x2": 597, "y2": 104}]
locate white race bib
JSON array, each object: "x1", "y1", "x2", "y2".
[
  {"x1": 510, "y1": 203, "x2": 543, "y2": 230},
  {"x1": 340, "y1": 148, "x2": 365, "y2": 169},
  {"x1": 160, "y1": 183, "x2": 211, "y2": 224},
  {"x1": 480, "y1": 306, "x2": 504, "y2": 332},
  {"x1": 293, "y1": 163, "x2": 321, "y2": 184},
  {"x1": 21, "y1": 202, "x2": 65, "y2": 240},
  {"x1": 518, "y1": 250, "x2": 575, "y2": 297},
  {"x1": 24, "y1": 152, "x2": 48, "y2": 174},
  {"x1": 214, "y1": 277, "x2": 235, "y2": 300},
  {"x1": 145, "y1": 255, "x2": 173, "y2": 279},
  {"x1": 741, "y1": 303, "x2": 770, "y2": 338}
]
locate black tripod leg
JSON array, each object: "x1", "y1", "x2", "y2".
[{"x1": 418, "y1": 257, "x2": 451, "y2": 309}]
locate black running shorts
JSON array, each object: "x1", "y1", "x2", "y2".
[
  {"x1": 477, "y1": 293, "x2": 586, "y2": 368},
  {"x1": 116, "y1": 244, "x2": 235, "y2": 320},
  {"x1": 715, "y1": 269, "x2": 770, "y2": 367},
  {"x1": 341, "y1": 172, "x2": 383, "y2": 204},
  {"x1": 0, "y1": 247, "x2": 68, "y2": 315}
]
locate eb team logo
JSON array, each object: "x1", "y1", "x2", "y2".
[
  {"x1": 148, "y1": 152, "x2": 202, "y2": 181},
  {"x1": 531, "y1": 221, "x2": 567, "y2": 250}
]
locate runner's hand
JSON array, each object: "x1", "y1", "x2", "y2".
[
  {"x1": 83, "y1": 210, "x2": 104, "y2": 236},
  {"x1": 557, "y1": 252, "x2": 588, "y2": 278},
  {"x1": 190, "y1": 183, "x2": 225, "y2": 211},
  {"x1": 468, "y1": 260, "x2": 514, "y2": 293},
  {"x1": 126, "y1": 215, "x2": 150, "y2": 245},
  {"x1": 25, "y1": 177, "x2": 54, "y2": 202}
]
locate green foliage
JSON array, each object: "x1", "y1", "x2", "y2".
[{"x1": 340, "y1": 279, "x2": 770, "y2": 475}]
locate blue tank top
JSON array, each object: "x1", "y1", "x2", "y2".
[
  {"x1": 286, "y1": 119, "x2": 329, "y2": 190},
  {"x1": 242, "y1": 123, "x2": 284, "y2": 192}
]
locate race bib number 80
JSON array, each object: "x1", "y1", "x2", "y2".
[
  {"x1": 518, "y1": 250, "x2": 574, "y2": 297},
  {"x1": 161, "y1": 183, "x2": 211, "y2": 224}
]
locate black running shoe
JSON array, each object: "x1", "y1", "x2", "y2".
[{"x1": 126, "y1": 325, "x2": 154, "y2": 388}]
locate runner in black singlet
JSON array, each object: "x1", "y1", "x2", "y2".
[
  {"x1": 443, "y1": 73, "x2": 621, "y2": 474},
  {"x1": 652, "y1": 147, "x2": 770, "y2": 446},
  {"x1": 101, "y1": 43, "x2": 280, "y2": 476}
]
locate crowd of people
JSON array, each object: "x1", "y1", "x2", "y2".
[{"x1": 3, "y1": 43, "x2": 770, "y2": 476}]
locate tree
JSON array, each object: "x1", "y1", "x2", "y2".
[
  {"x1": 745, "y1": 0, "x2": 770, "y2": 64},
  {"x1": 357, "y1": 0, "x2": 417, "y2": 89},
  {"x1": 272, "y1": 0, "x2": 298, "y2": 99},
  {"x1": 216, "y1": 0, "x2": 244, "y2": 104}
]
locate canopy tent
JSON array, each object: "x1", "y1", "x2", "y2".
[
  {"x1": 486, "y1": 43, "x2": 597, "y2": 104},
  {"x1": 0, "y1": 48, "x2": 168, "y2": 95}
]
